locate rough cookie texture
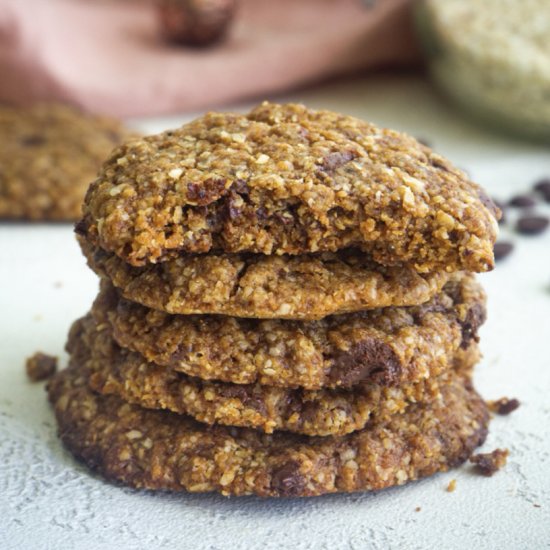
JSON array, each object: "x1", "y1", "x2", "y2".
[
  {"x1": 79, "y1": 102, "x2": 499, "y2": 272},
  {"x1": 0, "y1": 104, "x2": 134, "y2": 220},
  {"x1": 48, "y1": 361, "x2": 489, "y2": 497},
  {"x1": 68, "y1": 315, "x2": 479, "y2": 437},
  {"x1": 80, "y1": 239, "x2": 450, "y2": 320},
  {"x1": 92, "y1": 273, "x2": 485, "y2": 389}
]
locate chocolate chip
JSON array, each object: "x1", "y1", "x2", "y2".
[
  {"x1": 187, "y1": 178, "x2": 228, "y2": 205},
  {"x1": 74, "y1": 218, "x2": 88, "y2": 236},
  {"x1": 217, "y1": 385, "x2": 267, "y2": 415},
  {"x1": 21, "y1": 135, "x2": 46, "y2": 147},
  {"x1": 320, "y1": 150, "x2": 357, "y2": 172},
  {"x1": 534, "y1": 178, "x2": 550, "y2": 202},
  {"x1": 488, "y1": 397, "x2": 520, "y2": 415},
  {"x1": 508, "y1": 195, "x2": 536, "y2": 208},
  {"x1": 516, "y1": 216, "x2": 549, "y2": 235},
  {"x1": 270, "y1": 461, "x2": 305, "y2": 497},
  {"x1": 533, "y1": 178, "x2": 550, "y2": 194},
  {"x1": 460, "y1": 303, "x2": 486, "y2": 348},
  {"x1": 329, "y1": 338, "x2": 401, "y2": 387},
  {"x1": 493, "y1": 242, "x2": 514, "y2": 261}
]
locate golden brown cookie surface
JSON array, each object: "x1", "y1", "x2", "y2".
[
  {"x1": 0, "y1": 104, "x2": 134, "y2": 221},
  {"x1": 48, "y1": 360, "x2": 489, "y2": 497},
  {"x1": 79, "y1": 102, "x2": 499, "y2": 271},
  {"x1": 80, "y1": 239, "x2": 450, "y2": 320},
  {"x1": 67, "y1": 314, "x2": 480, "y2": 437},
  {"x1": 92, "y1": 273, "x2": 485, "y2": 389}
]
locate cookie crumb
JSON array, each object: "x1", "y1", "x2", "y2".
[
  {"x1": 415, "y1": 506, "x2": 421, "y2": 512},
  {"x1": 508, "y1": 194, "x2": 536, "y2": 208},
  {"x1": 26, "y1": 352, "x2": 57, "y2": 382},
  {"x1": 470, "y1": 448, "x2": 509, "y2": 477},
  {"x1": 488, "y1": 397, "x2": 520, "y2": 415},
  {"x1": 446, "y1": 479, "x2": 457, "y2": 492},
  {"x1": 533, "y1": 504, "x2": 541, "y2": 508}
]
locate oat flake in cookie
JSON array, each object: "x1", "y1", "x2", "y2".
[
  {"x1": 0, "y1": 104, "x2": 135, "y2": 221},
  {"x1": 79, "y1": 102, "x2": 499, "y2": 272},
  {"x1": 92, "y1": 273, "x2": 485, "y2": 389},
  {"x1": 48, "y1": 361, "x2": 489, "y2": 497}
]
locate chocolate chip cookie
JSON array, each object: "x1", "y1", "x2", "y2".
[
  {"x1": 92, "y1": 273, "x2": 485, "y2": 389},
  {"x1": 78, "y1": 102, "x2": 499, "y2": 272},
  {"x1": 0, "y1": 104, "x2": 134, "y2": 220},
  {"x1": 68, "y1": 314, "x2": 479, "y2": 436},
  {"x1": 48, "y1": 361, "x2": 489, "y2": 497},
  {"x1": 80, "y1": 239, "x2": 450, "y2": 320}
]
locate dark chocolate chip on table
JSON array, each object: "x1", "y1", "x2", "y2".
[
  {"x1": 534, "y1": 178, "x2": 550, "y2": 202},
  {"x1": 493, "y1": 242, "x2": 514, "y2": 261},
  {"x1": 508, "y1": 195, "x2": 536, "y2": 208},
  {"x1": 488, "y1": 397, "x2": 520, "y2": 415},
  {"x1": 534, "y1": 178, "x2": 550, "y2": 193},
  {"x1": 516, "y1": 216, "x2": 549, "y2": 235}
]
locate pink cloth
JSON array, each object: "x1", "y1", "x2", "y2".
[{"x1": 0, "y1": 0, "x2": 418, "y2": 117}]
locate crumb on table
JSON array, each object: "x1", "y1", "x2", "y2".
[
  {"x1": 470, "y1": 448, "x2": 509, "y2": 477},
  {"x1": 446, "y1": 478, "x2": 457, "y2": 492},
  {"x1": 488, "y1": 397, "x2": 520, "y2": 415},
  {"x1": 26, "y1": 352, "x2": 57, "y2": 382}
]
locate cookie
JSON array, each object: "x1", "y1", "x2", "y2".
[
  {"x1": 78, "y1": 102, "x2": 499, "y2": 272},
  {"x1": 92, "y1": 273, "x2": 485, "y2": 389},
  {"x1": 0, "y1": 104, "x2": 134, "y2": 220},
  {"x1": 68, "y1": 314, "x2": 479, "y2": 436},
  {"x1": 48, "y1": 361, "x2": 489, "y2": 497},
  {"x1": 79, "y1": 239, "x2": 450, "y2": 320}
]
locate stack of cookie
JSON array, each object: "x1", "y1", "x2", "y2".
[{"x1": 48, "y1": 102, "x2": 500, "y2": 497}]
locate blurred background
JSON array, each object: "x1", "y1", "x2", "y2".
[{"x1": 1, "y1": 0, "x2": 548, "y2": 141}]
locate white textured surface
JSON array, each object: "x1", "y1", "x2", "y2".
[{"x1": 1, "y1": 75, "x2": 550, "y2": 550}]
